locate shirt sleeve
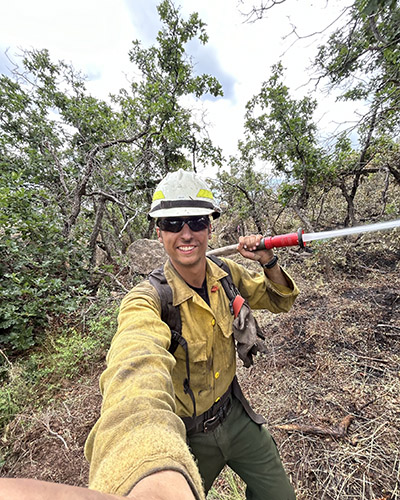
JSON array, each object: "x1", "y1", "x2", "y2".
[
  {"x1": 84, "y1": 281, "x2": 205, "y2": 499},
  {"x1": 223, "y1": 258, "x2": 300, "y2": 313}
]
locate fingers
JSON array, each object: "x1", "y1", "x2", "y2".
[
  {"x1": 237, "y1": 236, "x2": 259, "y2": 261},
  {"x1": 237, "y1": 234, "x2": 275, "y2": 262},
  {"x1": 238, "y1": 235, "x2": 263, "y2": 252}
]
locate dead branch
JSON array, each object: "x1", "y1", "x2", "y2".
[
  {"x1": 239, "y1": 0, "x2": 287, "y2": 23},
  {"x1": 288, "y1": 249, "x2": 313, "y2": 258},
  {"x1": 377, "y1": 324, "x2": 400, "y2": 331},
  {"x1": 0, "y1": 348, "x2": 12, "y2": 367},
  {"x1": 119, "y1": 211, "x2": 140, "y2": 239},
  {"x1": 86, "y1": 190, "x2": 136, "y2": 212},
  {"x1": 95, "y1": 270, "x2": 130, "y2": 293},
  {"x1": 40, "y1": 415, "x2": 69, "y2": 450},
  {"x1": 275, "y1": 415, "x2": 353, "y2": 438}
]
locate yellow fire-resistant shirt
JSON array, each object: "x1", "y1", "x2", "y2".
[{"x1": 85, "y1": 257, "x2": 299, "y2": 498}]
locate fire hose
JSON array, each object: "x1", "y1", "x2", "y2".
[{"x1": 206, "y1": 219, "x2": 400, "y2": 257}]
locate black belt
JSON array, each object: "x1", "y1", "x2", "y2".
[{"x1": 182, "y1": 383, "x2": 233, "y2": 436}]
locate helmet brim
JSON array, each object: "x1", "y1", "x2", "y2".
[{"x1": 148, "y1": 206, "x2": 220, "y2": 220}]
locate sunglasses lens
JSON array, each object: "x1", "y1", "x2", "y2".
[
  {"x1": 187, "y1": 217, "x2": 209, "y2": 231},
  {"x1": 158, "y1": 219, "x2": 185, "y2": 232},
  {"x1": 158, "y1": 216, "x2": 209, "y2": 233}
]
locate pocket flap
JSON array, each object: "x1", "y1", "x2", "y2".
[{"x1": 174, "y1": 341, "x2": 207, "y2": 362}]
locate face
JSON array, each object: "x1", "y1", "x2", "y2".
[{"x1": 157, "y1": 216, "x2": 211, "y2": 271}]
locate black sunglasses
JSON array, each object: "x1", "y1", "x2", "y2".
[{"x1": 158, "y1": 216, "x2": 210, "y2": 233}]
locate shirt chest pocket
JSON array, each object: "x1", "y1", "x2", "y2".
[
  {"x1": 217, "y1": 310, "x2": 234, "y2": 338},
  {"x1": 173, "y1": 341, "x2": 209, "y2": 392}
]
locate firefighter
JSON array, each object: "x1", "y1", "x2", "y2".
[{"x1": 86, "y1": 169, "x2": 299, "y2": 499}]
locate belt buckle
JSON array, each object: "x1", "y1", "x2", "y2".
[{"x1": 203, "y1": 413, "x2": 220, "y2": 433}]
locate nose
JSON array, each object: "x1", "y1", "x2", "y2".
[{"x1": 180, "y1": 221, "x2": 193, "y2": 238}]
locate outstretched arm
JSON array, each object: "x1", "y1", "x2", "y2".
[
  {"x1": 85, "y1": 282, "x2": 204, "y2": 498},
  {"x1": 0, "y1": 472, "x2": 196, "y2": 500}
]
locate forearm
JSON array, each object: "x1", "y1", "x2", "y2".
[
  {"x1": 0, "y1": 473, "x2": 197, "y2": 500},
  {"x1": 260, "y1": 259, "x2": 290, "y2": 288},
  {"x1": 0, "y1": 479, "x2": 122, "y2": 500}
]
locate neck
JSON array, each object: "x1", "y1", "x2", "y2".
[{"x1": 169, "y1": 257, "x2": 207, "y2": 288}]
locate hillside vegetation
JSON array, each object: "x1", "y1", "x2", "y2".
[{"x1": 1, "y1": 208, "x2": 399, "y2": 499}]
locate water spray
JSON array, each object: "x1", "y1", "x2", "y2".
[{"x1": 207, "y1": 219, "x2": 400, "y2": 257}]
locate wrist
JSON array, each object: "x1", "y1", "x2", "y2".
[{"x1": 259, "y1": 254, "x2": 279, "y2": 269}]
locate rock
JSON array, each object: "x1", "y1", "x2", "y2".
[{"x1": 127, "y1": 238, "x2": 168, "y2": 275}]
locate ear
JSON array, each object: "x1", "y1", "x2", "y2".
[
  {"x1": 208, "y1": 224, "x2": 212, "y2": 239},
  {"x1": 156, "y1": 227, "x2": 163, "y2": 243}
]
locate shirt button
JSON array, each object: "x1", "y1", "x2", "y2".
[
  {"x1": 215, "y1": 371, "x2": 220, "y2": 379},
  {"x1": 211, "y1": 319, "x2": 216, "y2": 326}
]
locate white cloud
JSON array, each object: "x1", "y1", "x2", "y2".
[
  {"x1": 1, "y1": 0, "x2": 135, "y2": 95},
  {"x1": 0, "y1": 0, "x2": 362, "y2": 176}
]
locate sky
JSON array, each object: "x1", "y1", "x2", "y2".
[{"x1": 0, "y1": 0, "x2": 358, "y2": 177}]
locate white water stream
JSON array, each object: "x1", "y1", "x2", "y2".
[{"x1": 302, "y1": 219, "x2": 400, "y2": 243}]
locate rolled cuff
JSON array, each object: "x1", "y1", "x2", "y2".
[{"x1": 266, "y1": 267, "x2": 298, "y2": 296}]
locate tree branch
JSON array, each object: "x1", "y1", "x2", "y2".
[
  {"x1": 64, "y1": 128, "x2": 149, "y2": 238},
  {"x1": 86, "y1": 190, "x2": 136, "y2": 212},
  {"x1": 275, "y1": 415, "x2": 354, "y2": 439}
]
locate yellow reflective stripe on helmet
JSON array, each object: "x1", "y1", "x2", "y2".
[
  {"x1": 197, "y1": 189, "x2": 213, "y2": 199},
  {"x1": 152, "y1": 190, "x2": 165, "y2": 202}
]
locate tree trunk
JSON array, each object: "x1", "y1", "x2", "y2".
[
  {"x1": 387, "y1": 162, "x2": 400, "y2": 185},
  {"x1": 89, "y1": 195, "x2": 107, "y2": 266},
  {"x1": 292, "y1": 206, "x2": 314, "y2": 232},
  {"x1": 339, "y1": 180, "x2": 357, "y2": 227}
]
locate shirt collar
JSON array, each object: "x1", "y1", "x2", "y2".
[{"x1": 163, "y1": 257, "x2": 228, "y2": 306}]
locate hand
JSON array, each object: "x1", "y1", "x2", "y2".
[
  {"x1": 237, "y1": 235, "x2": 274, "y2": 265},
  {"x1": 237, "y1": 234, "x2": 290, "y2": 288}
]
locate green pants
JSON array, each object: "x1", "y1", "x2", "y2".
[{"x1": 188, "y1": 396, "x2": 296, "y2": 500}]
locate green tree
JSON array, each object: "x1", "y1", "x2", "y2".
[
  {"x1": 212, "y1": 161, "x2": 277, "y2": 236},
  {"x1": 0, "y1": 0, "x2": 223, "y2": 354},
  {"x1": 311, "y1": 0, "x2": 400, "y2": 222},
  {"x1": 240, "y1": 63, "x2": 328, "y2": 229},
  {"x1": 314, "y1": 0, "x2": 400, "y2": 139}
]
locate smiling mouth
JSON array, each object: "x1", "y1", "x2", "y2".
[{"x1": 178, "y1": 245, "x2": 195, "y2": 252}]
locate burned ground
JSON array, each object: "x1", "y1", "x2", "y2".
[{"x1": 1, "y1": 241, "x2": 399, "y2": 499}]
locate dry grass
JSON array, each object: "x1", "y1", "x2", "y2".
[{"x1": 1, "y1": 374, "x2": 102, "y2": 486}]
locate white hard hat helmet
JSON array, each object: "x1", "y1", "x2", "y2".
[{"x1": 148, "y1": 169, "x2": 220, "y2": 219}]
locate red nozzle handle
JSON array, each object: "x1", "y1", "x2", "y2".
[{"x1": 257, "y1": 228, "x2": 305, "y2": 250}]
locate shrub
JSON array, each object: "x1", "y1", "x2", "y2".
[{"x1": 0, "y1": 183, "x2": 91, "y2": 354}]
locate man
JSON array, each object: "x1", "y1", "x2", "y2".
[
  {"x1": 0, "y1": 169, "x2": 299, "y2": 500},
  {"x1": 85, "y1": 169, "x2": 299, "y2": 500}
]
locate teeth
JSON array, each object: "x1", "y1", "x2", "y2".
[{"x1": 179, "y1": 246, "x2": 194, "y2": 251}]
